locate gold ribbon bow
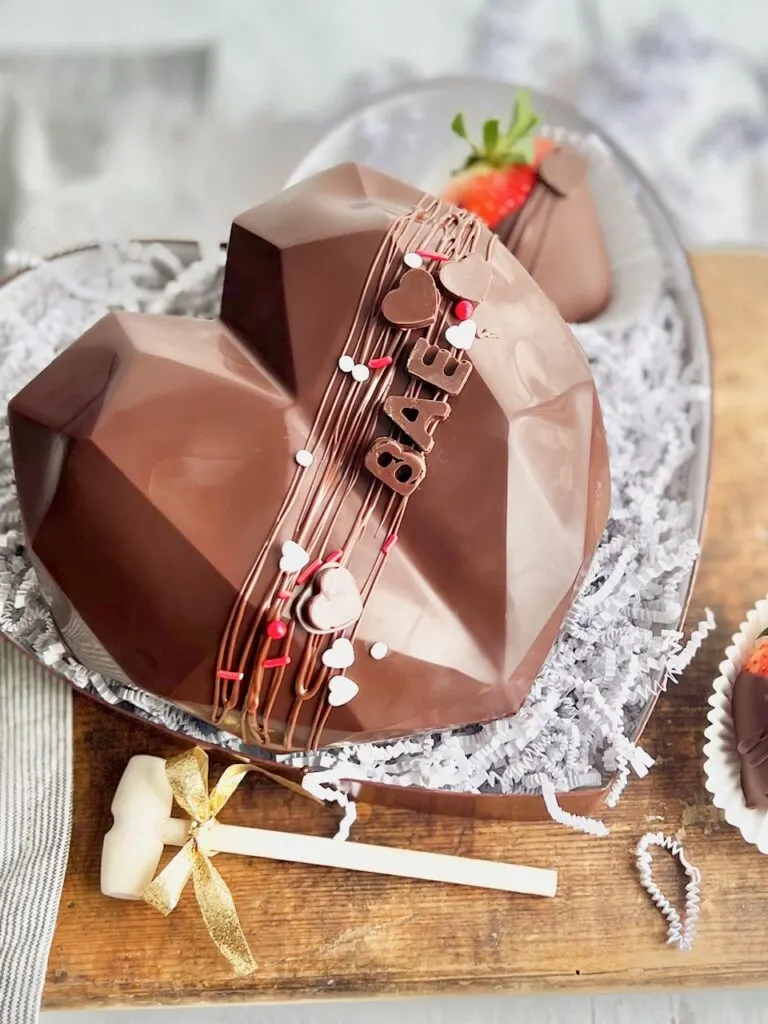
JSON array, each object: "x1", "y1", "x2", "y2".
[{"x1": 142, "y1": 746, "x2": 317, "y2": 976}]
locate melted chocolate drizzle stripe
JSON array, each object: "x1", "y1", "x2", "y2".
[
  {"x1": 265, "y1": 209, "x2": 470, "y2": 746},
  {"x1": 214, "y1": 196, "x2": 484, "y2": 750},
  {"x1": 304, "y1": 211, "x2": 485, "y2": 748},
  {"x1": 303, "y1": 213, "x2": 484, "y2": 747},
  {"x1": 276, "y1": 205, "x2": 481, "y2": 749}
]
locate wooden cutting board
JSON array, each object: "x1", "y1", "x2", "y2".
[{"x1": 43, "y1": 251, "x2": 768, "y2": 1009}]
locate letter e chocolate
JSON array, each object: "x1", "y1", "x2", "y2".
[{"x1": 407, "y1": 338, "x2": 473, "y2": 396}]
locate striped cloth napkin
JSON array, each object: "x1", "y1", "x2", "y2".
[{"x1": 0, "y1": 641, "x2": 71, "y2": 1024}]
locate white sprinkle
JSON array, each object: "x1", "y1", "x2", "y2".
[
  {"x1": 295, "y1": 448, "x2": 314, "y2": 468},
  {"x1": 351, "y1": 364, "x2": 370, "y2": 383},
  {"x1": 403, "y1": 252, "x2": 423, "y2": 269},
  {"x1": 369, "y1": 641, "x2": 389, "y2": 661},
  {"x1": 328, "y1": 675, "x2": 359, "y2": 707},
  {"x1": 338, "y1": 354, "x2": 355, "y2": 373}
]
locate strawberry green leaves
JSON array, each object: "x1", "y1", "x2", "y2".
[
  {"x1": 451, "y1": 91, "x2": 541, "y2": 172},
  {"x1": 451, "y1": 112, "x2": 468, "y2": 140},
  {"x1": 482, "y1": 118, "x2": 500, "y2": 152}
]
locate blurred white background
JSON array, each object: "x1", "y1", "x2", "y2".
[
  {"x1": 0, "y1": 1, "x2": 767, "y2": 1021},
  {"x1": 0, "y1": 0, "x2": 767, "y2": 263}
]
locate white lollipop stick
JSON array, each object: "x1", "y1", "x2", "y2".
[{"x1": 101, "y1": 755, "x2": 557, "y2": 900}]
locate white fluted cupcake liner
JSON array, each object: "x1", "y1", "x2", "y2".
[
  {"x1": 703, "y1": 596, "x2": 768, "y2": 851},
  {"x1": 541, "y1": 127, "x2": 665, "y2": 332}
]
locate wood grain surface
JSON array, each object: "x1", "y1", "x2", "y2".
[{"x1": 43, "y1": 251, "x2": 768, "y2": 1009}]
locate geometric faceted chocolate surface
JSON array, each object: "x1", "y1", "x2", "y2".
[{"x1": 9, "y1": 162, "x2": 610, "y2": 752}]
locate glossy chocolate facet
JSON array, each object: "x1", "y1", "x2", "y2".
[
  {"x1": 495, "y1": 145, "x2": 612, "y2": 323},
  {"x1": 9, "y1": 162, "x2": 610, "y2": 751}
]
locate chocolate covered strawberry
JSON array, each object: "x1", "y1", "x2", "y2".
[
  {"x1": 444, "y1": 92, "x2": 554, "y2": 229},
  {"x1": 443, "y1": 91, "x2": 612, "y2": 324},
  {"x1": 733, "y1": 630, "x2": 768, "y2": 808}
]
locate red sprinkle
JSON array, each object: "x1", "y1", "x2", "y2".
[
  {"x1": 277, "y1": 589, "x2": 293, "y2": 600},
  {"x1": 216, "y1": 670, "x2": 243, "y2": 682},
  {"x1": 263, "y1": 655, "x2": 291, "y2": 670},
  {"x1": 368, "y1": 355, "x2": 393, "y2": 370},
  {"x1": 381, "y1": 533, "x2": 399, "y2": 555},
  {"x1": 295, "y1": 557, "x2": 323, "y2": 585},
  {"x1": 324, "y1": 549, "x2": 344, "y2": 564},
  {"x1": 266, "y1": 620, "x2": 288, "y2": 641},
  {"x1": 415, "y1": 249, "x2": 450, "y2": 262},
  {"x1": 455, "y1": 300, "x2": 474, "y2": 321}
]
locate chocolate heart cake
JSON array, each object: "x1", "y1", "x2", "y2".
[
  {"x1": 445, "y1": 93, "x2": 612, "y2": 323},
  {"x1": 8, "y1": 162, "x2": 610, "y2": 753}
]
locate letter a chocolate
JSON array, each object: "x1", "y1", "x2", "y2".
[{"x1": 382, "y1": 395, "x2": 451, "y2": 452}]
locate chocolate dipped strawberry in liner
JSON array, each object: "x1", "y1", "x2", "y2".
[
  {"x1": 732, "y1": 630, "x2": 768, "y2": 809},
  {"x1": 444, "y1": 92, "x2": 612, "y2": 323},
  {"x1": 9, "y1": 162, "x2": 610, "y2": 755},
  {"x1": 703, "y1": 601, "x2": 768, "y2": 850}
]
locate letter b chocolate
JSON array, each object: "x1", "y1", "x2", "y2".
[{"x1": 364, "y1": 437, "x2": 427, "y2": 496}]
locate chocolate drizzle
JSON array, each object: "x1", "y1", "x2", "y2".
[{"x1": 213, "y1": 196, "x2": 486, "y2": 749}]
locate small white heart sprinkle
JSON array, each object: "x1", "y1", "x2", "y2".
[
  {"x1": 338, "y1": 355, "x2": 355, "y2": 373},
  {"x1": 322, "y1": 637, "x2": 355, "y2": 670},
  {"x1": 328, "y1": 675, "x2": 359, "y2": 707},
  {"x1": 369, "y1": 641, "x2": 389, "y2": 661},
  {"x1": 295, "y1": 449, "x2": 314, "y2": 468},
  {"x1": 279, "y1": 540, "x2": 310, "y2": 574},
  {"x1": 403, "y1": 252, "x2": 423, "y2": 269},
  {"x1": 445, "y1": 319, "x2": 477, "y2": 351},
  {"x1": 351, "y1": 363, "x2": 370, "y2": 383}
]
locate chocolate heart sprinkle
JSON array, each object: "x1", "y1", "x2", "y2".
[
  {"x1": 438, "y1": 252, "x2": 492, "y2": 303},
  {"x1": 299, "y1": 565, "x2": 363, "y2": 634},
  {"x1": 380, "y1": 268, "x2": 438, "y2": 329}
]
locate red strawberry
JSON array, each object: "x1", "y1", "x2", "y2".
[
  {"x1": 744, "y1": 635, "x2": 768, "y2": 677},
  {"x1": 444, "y1": 164, "x2": 537, "y2": 227},
  {"x1": 445, "y1": 93, "x2": 552, "y2": 228}
]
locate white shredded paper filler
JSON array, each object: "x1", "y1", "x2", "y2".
[
  {"x1": 635, "y1": 832, "x2": 702, "y2": 950},
  {"x1": 0, "y1": 241, "x2": 713, "y2": 821}
]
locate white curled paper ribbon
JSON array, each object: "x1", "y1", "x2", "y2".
[
  {"x1": 635, "y1": 832, "x2": 701, "y2": 950},
  {"x1": 302, "y1": 764, "x2": 372, "y2": 841},
  {"x1": 540, "y1": 777, "x2": 609, "y2": 837}
]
